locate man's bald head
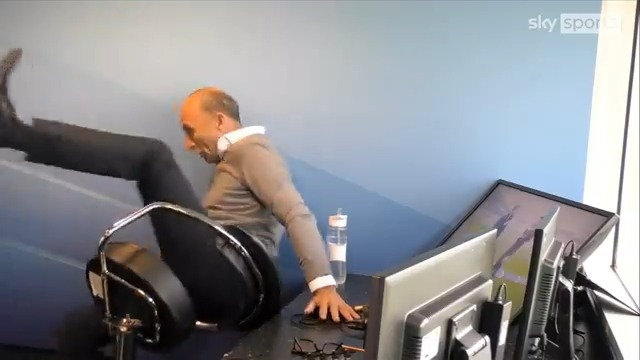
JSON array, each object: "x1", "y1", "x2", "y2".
[
  {"x1": 184, "y1": 87, "x2": 241, "y2": 124},
  {"x1": 179, "y1": 87, "x2": 243, "y2": 164}
]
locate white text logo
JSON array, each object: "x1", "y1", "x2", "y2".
[{"x1": 528, "y1": 13, "x2": 622, "y2": 34}]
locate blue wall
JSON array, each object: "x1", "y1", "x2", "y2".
[{"x1": 0, "y1": 0, "x2": 599, "y2": 349}]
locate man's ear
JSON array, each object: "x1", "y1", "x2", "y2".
[{"x1": 216, "y1": 113, "x2": 225, "y2": 129}]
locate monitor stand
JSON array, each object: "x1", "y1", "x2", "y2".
[{"x1": 449, "y1": 305, "x2": 492, "y2": 360}]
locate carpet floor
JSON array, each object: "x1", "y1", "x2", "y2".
[{"x1": 0, "y1": 345, "x2": 56, "y2": 360}]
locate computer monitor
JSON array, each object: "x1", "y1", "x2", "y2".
[
  {"x1": 364, "y1": 228, "x2": 498, "y2": 360},
  {"x1": 440, "y1": 180, "x2": 618, "y2": 319},
  {"x1": 402, "y1": 274, "x2": 493, "y2": 360},
  {"x1": 512, "y1": 207, "x2": 563, "y2": 360},
  {"x1": 531, "y1": 238, "x2": 564, "y2": 342}
]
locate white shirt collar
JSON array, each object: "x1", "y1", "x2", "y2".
[{"x1": 217, "y1": 125, "x2": 266, "y2": 156}]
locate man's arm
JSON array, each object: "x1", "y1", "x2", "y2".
[{"x1": 239, "y1": 144, "x2": 335, "y2": 291}]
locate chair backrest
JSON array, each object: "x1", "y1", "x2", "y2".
[
  {"x1": 222, "y1": 225, "x2": 283, "y2": 331},
  {"x1": 83, "y1": 202, "x2": 284, "y2": 350}
]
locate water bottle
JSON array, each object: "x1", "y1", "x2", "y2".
[{"x1": 326, "y1": 208, "x2": 348, "y2": 285}]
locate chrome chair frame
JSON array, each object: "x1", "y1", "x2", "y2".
[{"x1": 96, "y1": 201, "x2": 266, "y2": 344}]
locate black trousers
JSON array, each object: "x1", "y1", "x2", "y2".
[{"x1": 9, "y1": 119, "x2": 247, "y2": 357}]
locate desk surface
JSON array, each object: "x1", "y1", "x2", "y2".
[
  {"x1": 224, "y1": 274, "x2": 371, "y2": 360},
  {"x1": 584, "y1": 239, "x2": 640, "y2": 360},
  {"x1": 223, "y1": 272, "x2": 620, "y2": 360}
]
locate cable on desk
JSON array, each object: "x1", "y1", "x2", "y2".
[
  {"x1": 289, "y1": 314, "x2": 367, "y2": 331},
  {"x1": 340, "y1": 321, "x2": 367, "y2": 340},
  {"x1": 553, "y1": 287, "x2": 568, "y2": 335},
  {"x1": 573, "y1": 329, "x2": 586, "y2": 348},
  {"x1": 572, "y1": 327, "x2": 587, "y2": 360},
  {"x1": 289, "y1": 305, "x2": 368, "y2": 339},
  {"x1": 222, "y1": 354, "x2": 265, "y2": 359},
  {"x1": 497, "y1": 282, "x2": 508, "y2": 301},
  {"x1": 563, "y1": 240, "x2": 576, "y2": 258}
]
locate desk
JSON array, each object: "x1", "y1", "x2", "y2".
[
  {"x1": 224, "y1": 274, "x2": 371, "y2": 360},
  {"x1": 223, "y1": 275, "x2": 530, "y2": 360},
  {"x1": 223, "y1": 274, "x2": 607, "y2": 360},
  {"x1": 583, "y1": 238, "x2": 640, "y2": 360}
]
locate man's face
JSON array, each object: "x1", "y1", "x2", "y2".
[{"x1": 180, "y1": 107, "x2": 225, "y2": 163}]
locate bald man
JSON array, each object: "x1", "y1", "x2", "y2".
[{"x1": 1, "y1": 49, "x2": 356, "y2": 357}]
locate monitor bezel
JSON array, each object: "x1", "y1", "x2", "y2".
[{"x1": 437, "y1": 179, "x2": 619, "y2": 263}]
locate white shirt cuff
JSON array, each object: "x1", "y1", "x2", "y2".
[{"x1": 308, "y1": 275, "x2": 337, "y2": 293}]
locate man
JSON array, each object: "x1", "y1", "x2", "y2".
[{"x1": 1, "y1": 48, "x2": 357, "y2": 355}]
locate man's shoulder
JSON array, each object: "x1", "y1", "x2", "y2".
[
  {"x1": 232, "y1": 134, "x2": 282, "y2": 157},
  {"x1": 234, "y1": 133, "x2": 273, "y2": 149},
  {"x1": 226, "y1": 134, "x2": 287, "y2": 167}
]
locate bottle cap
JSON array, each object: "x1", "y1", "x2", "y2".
[{"x1": 329, "y1": 208, "x2": 347, "y2": 227}]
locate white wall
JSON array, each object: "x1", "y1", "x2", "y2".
[
  {"x1": 583, "y1": 2, "x2": 639, "y2": 358},
  {"x1": 617, "y1": 16, "x2": 639, "y2": 303},
  {"x1": 583, "y1": 0, "x2": 638, "y2": 269}
]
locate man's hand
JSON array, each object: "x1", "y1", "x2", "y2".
[{"x1": 304, "y1": 286, "x2": 360, "y2": 322}]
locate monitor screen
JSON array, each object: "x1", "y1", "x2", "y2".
[{"x1": 443, "y1": 181, "x2": 617, "y2": 317}]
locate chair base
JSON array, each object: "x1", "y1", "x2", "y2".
[
  {"x1": 106, "y1": 315, "x2": 143, "y2": 360},
  {"x1": 86, "y1": 242, "x2": 197, "y2": 351}
]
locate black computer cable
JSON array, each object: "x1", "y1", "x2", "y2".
[
  {"x1": 480, "y1": 283, "x2": 512, "y2": 360},
  {"x1": 561, "y1": 240, "x2": 580, "y2": 283},
  {"x1": 552, "y1": 240, "x2": 580, "y2": 335},
  {"x1": 552, "y1": 240, "x2": 579, "y2": 335},
  {"x1": 340, "y1": 320, "x2": 367, "y2": 340},
  {"x1": 573, "y1": 330, "x2": 586, "y2": 348},
  {"x1": 572, "y1": 328, "x2": 587, "y2": 360},
  {"x1": 555, "y1": 277, "x2": 577, "y2": 360},
  {"x1": 289, "y1": 305, "x2": 368, "y2": 339},
  {"x1": 289, "y1": 305, "x2": 368, "y2": 326}
]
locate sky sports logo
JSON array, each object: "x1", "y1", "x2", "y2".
[{"x1": 528, "y1": 13, "x2": 622, "y2": 34}]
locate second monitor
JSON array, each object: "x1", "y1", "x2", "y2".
[{"x1": 439, "y1": 180, "x2": 617, "y2": 319}]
